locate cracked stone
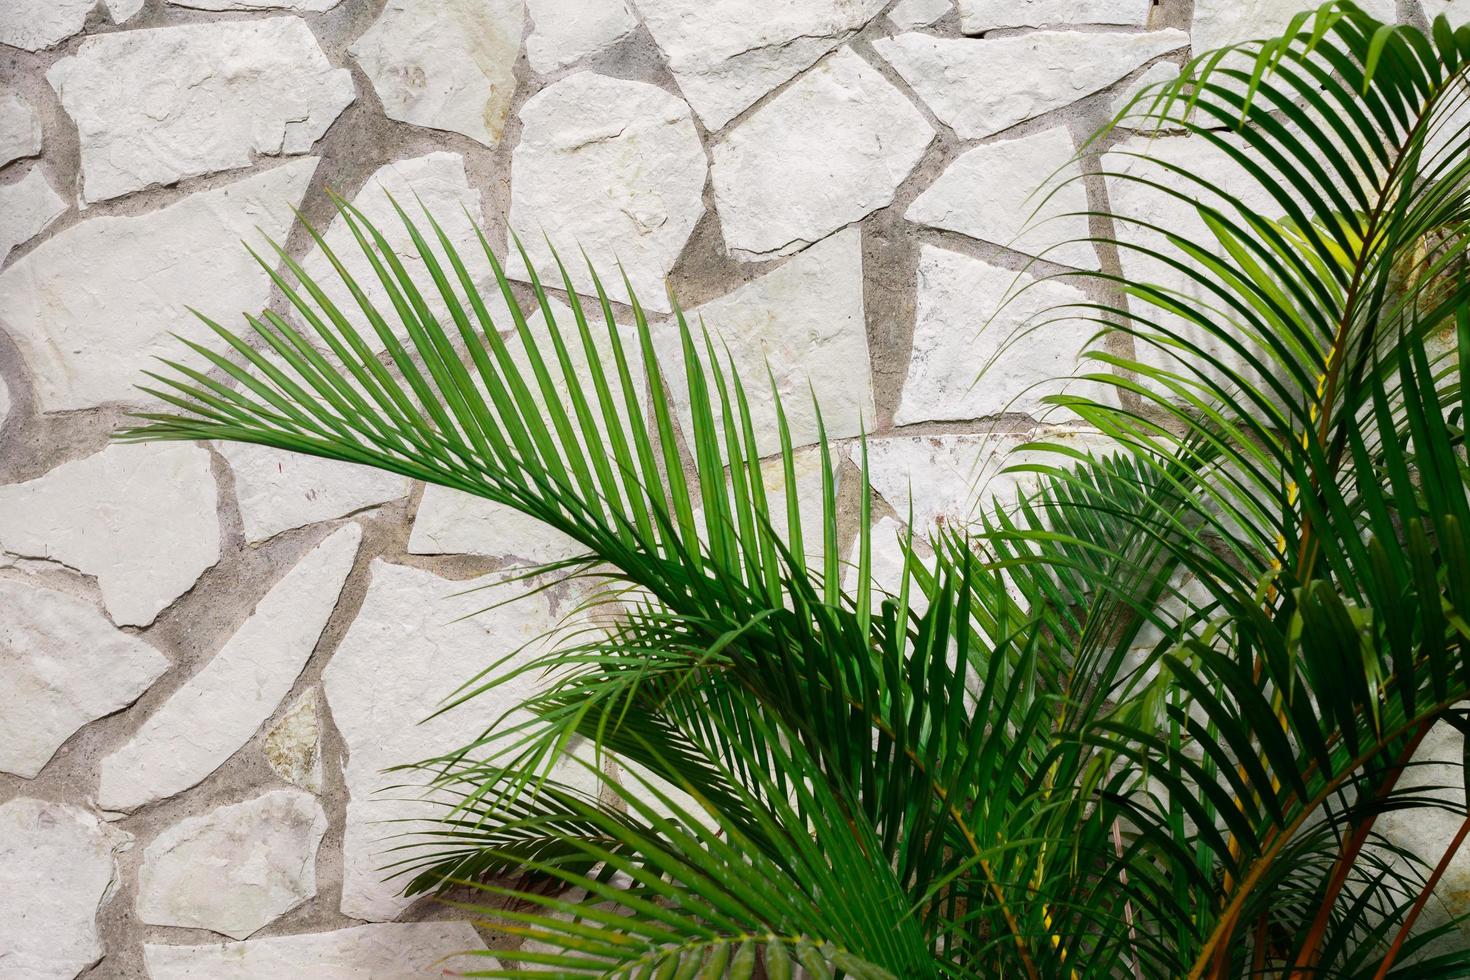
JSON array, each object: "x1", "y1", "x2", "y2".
[
  {"x1": 48, "y1": 19, "x2": 351, "y2": 203},
  {"x1": 264, "y1": 689, "x2": 324, "y2": 793},
  {"x1": 0, "y1": 798, "x2": 130, "y2": 980},
  {"x1": 874, "y1": 29, "x2": 1188, "y2": 139},
  {"x1": 888, "y1": 0, "x2": 952, "y2": 28},
  {"x1": 0, "y1": 0, "x2": 94, "y2": 52},
  {"x1": 636, "y1": 0, "x2": 887, "y2": 131},
  {"x1": 906, "y1": 127, "x2": 1098, "y2": 269},
  {"x1": 143, "y1": 922, "x2": 493, "y2": 978},
  {"x1": 0, "y1": 579, "x2": 169, "y2": 779},
  {"x1": 0, "y1": 443, "x2": 220, "y2": 628},
  {"x1": 97, "y1": 524, "x2": 360, "y2": 812},
  {"x1": 137, "y1": 790, "x2": 327, "y2": 940},
  {"x1": 222, "y1": 442, "x2": 408, "y2": 544},
  {"x1": 1192, "y1": 0, "x2": 1395, "y2": 54},
  {"x1": 0, "y1": 93, "x2": 42, "y2": 168},
  {"x1": 352, "y1": 0, "x2": 522, "y2": 147},
  {"x1": 958, "y1": 0, "x2": 1150, "y2": 32},
  {"x1": 508, "y1": 72, "x2": 706, "y2": 314},
  {"x1": 712, "y1": 48, "x2": 934, "y2": 260},
  {"x1": 526, "y1": 0, "x2": 637, "y2": 73},
  {"x1": 0, "y1": 158, "x2": 318, "y2": 413},
  {"x1": 0, "y1": 168, "x2": 67, "y2": 264}
]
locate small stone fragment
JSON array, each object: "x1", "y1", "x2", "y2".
[
  {"x1": 888, "y1": 0, "x2": 952, "y2": 28},
  {"x1": 352, "y1": 0, "x2": 522, "y2": 147},
  {"x1": 712, "y1": 48, "x2": 934, "y2": 260},
  {"x1": 97, "y1": 524, "x2": 360, "y2": 812},
  {"x1": 143, "y1": 922, "x2": 493, "y2": 978},
  {"x1": 0, "y1": 93, "x2": 42, "y2": 168},
  {"x1": 0, "y1": 579, "x2": 169, "y2": 779},
  {"x1": 0, "y1": 374, "x2": 9, "y2": 428},
  {"x1": 0, "y1": 443, "x2": 220, "y2": 628},
  {"x1": 525, "y1": 0, "x2": 637, "y2": 73},
  {"x1": 0, "y1": 168, "x2": 67, "y2": 263},
  {"x1": 874, "y1": 29, "x2": 1188, "y2": 139},
  {"x1": 0, "y1": 0, "x2": 94, "y2": 52},
  {"x1": 103, "y1": 0, "x2": 145, "y2": 21},
  {"x1": 508, "y1": 72, "x2": 706, "y2": 314},
  {"x1": 0, "y1": 158, "x2": 318, "y2": 412},
  {"x1": 1192, "y1": 0, "x2": 1395, "y2": 54},
  {"x1": 222, "y1": 442, "x2": 408, "y2": 543},
  {"x1": 0, "y1": 798, "x2": 130, "y2": 980},
  {"x1": 958, "y1": 0, "x2": 1150, "y2": 32},
  {"x1": 137, "y1": 790, "x2": 327, "y2": 940},
  {"x1": 895, "y1": 246, "x2": 1106, "y2": 425},
  {"x1": 636, "y1": 0, "x2": 887, "y2": 130},
  {"x1": 48, "y1": 19, "x2": 351, "y2": 203},
  {"x1": 264, "y1": 689, "x2": 323, "y2": 793},
  {"x1": 906, "y1": 127, "x2": 1098, "y2": 269}
]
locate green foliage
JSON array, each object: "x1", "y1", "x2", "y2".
[{"x1": 122, "y1": 3, "x2": 1470, "y2": 976}]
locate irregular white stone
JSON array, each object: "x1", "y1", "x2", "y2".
[
  {"x1": 0, "y1": 158, "x2": 318, "y2": 412},
  {"x1": 907, "y1": 128, "x2": 1098, "y2": 269},
  {"x1": 896, "y1": 246, "x2": 1107, "y2": 425},
  {"x1": 659, "y1": 228, "x2": 872, "y2": 456},
  {"x1": 221, "y1": 442, "x2": 408, "y2": 543},
  {"x1": 104, "y1": 0, "x2": 145, "y2": 21},
  {"x1": 959, "y1": 0, "x2": 1149, "y2": 32},
  {"x1": 0, "y1": 168, "x2": 67, "y2": 263},
  {"x1": 352, "y1": 0, "x2": 522, "y2": 147},
  {"x1": 264, "y1": 689, "x2": 324, "y2": 793},
  {"x1": 170, "y1": 0, "x2": 345, "y2": 9},
  {"x1": 1192, "y1": 0, "x2": 1395, "y2": 54},
  {"x1": 689, "y1": 447, "x2": 840, "y2": 570},
  {"x1": 97, "y1": 524, "x2": 360, "y2": 812},
  {"x1": 0, "y1": 799, "x2": 129, "y2": 979},
  {"x1": 888, "y1": 0, "x2": 952, "y2": 28},
  {"x1": 410, "y1": 484, "x2": 584, "y2": 566},
  {"x1": 1109, "y1": 61, "x2": 1183, "y2": 129},
  {"x1": 137, "y1": 790, "x2": 327, "y2": 940},
  {"x1": 0, "y1": 579, "x2": 169, "y2": 779},
  {"x1": 874, "y1": 29, "x2": 1189, "y2": 140},
  {"x1": 0, "y1": 93, "x2": 42, "y2": 168},
  {"x1": 712, "y1": 48, "x2": 933, "y2": 260},
  {"x1": 0, "y1": 0, "x2": 94, "y2": 52},
  {"x1": 636, "y1": 0, "x2": 887, "y2": 130},
  {"x1": 508, "y1": 72, "x2": 706, "y2": 314},
  {"x1": 1425, "y1": 0, "x2": 1470, "y2": 22},
  {"x1": 842, "y1": 516, "x2": 933, "y2": 615},
  {"x1": 324, "y1": 559, "x2": 600, "y2": 920},
  {"x1": 144, "y1": 922, "x2": 494, "y2": 979},
  {"x1": 48, "y1": 20, "x2": 350, "y2": 203},
  {"x1": 0, "y1": 443, "x2": 219, "y2": 628},
  {"x1": 526, "y1": 0, "x2": 636, "y2": 72}
]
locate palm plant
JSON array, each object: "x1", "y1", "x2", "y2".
[{"x1": 121, "y1": 2, "x2": 1470, "y2": 975}]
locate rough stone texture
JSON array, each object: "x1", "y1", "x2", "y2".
[
  {"x1": 263, "y1": 689, "x2": 324, "y2": 793},
  {"x1": 636, "y1": 0, "x2": 888, "y2": 131},
  {"x1": 1192, "y1": 0, "x2": 1396, "y2": 53},
  {"x1": 889, "y1": 0, "x2": 952, "y2": 29},
  {"x1": 352, "y1": 0, "x2": 522, "y2": 148},
  {"x1": 525, "y1": 0, "x2": 637, "y2": 73},
  {"x1": 0, "y1": 93, "x2": 42, "y2": 168},
  {"x1": 0, "y1": 443, "x2": 219, "y2": 627},
  {"x1": 508, "y1": 72, "x2": 706, "y2": 313},
  {"x1": 0, "y1": 798, "x2": 129, "y2": 980},
  {"x1": 895, "y1": 246, "x2": 1104, "y2": 425},
  {"x1": 97, "y1": 524, "x2": 360, "y2": 812},
  {"x1": 0, "y1": 579, "x2": 169, "y2": 779},
  {"x1": 1426, "y1": 0, "x2": 1470, "y2": 20},
  {"x1": 222, "y1": 442, "x2": 409, "y2": 544},
  {"x1": 137, "y1": 790, "x2": 328, "y2": 939},
  {"x1": 170, "y1": 0, "x2": 346, "y2": 9},
  {"x1": 959, "y1": 0, "x2": 1150, "y2": 31},
  {"x1": 906, "y1": 127, "x2": 1097, "y2": 269},
  {"x1": 0, "y1": 158, "x2": 317, "y2": 412},
  {"x1": 0, "y1": 167, "x2": 67, "y2": 263},
  {"x1": 0, "y1": 0, "x2": 94, "y2": 52},
  {"x1": 48, "y1": 19, "x2": 351, "y2": 203},
  {"x1": 875, "y1": 29, "x2": 1188, "y2": 139},
  {"x1": 712, "y1": 48, "x2": 933, "y2": 260},
  {"x1": 143, "y1": 922, "x2": 493, "y2": 978}
]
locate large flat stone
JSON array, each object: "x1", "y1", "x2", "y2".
[
  {"x1": 508, "y1": 72, "x2": 706, "y2": 314},
  {"x1": 0, "y1": 158, "x2": 318, "y2": 413},
  {"x1": 48, "y1": 19, "x2": 351, "y2": 202},
  {"x1": 958, "y1": 0, "x2": 1150, "y2": 32},
  {"x1": 352, "y1": 0, "x2": 522, "y2": 147},
  {"x1": 906, "y1": 127, "x2": 1098, "y2": 269},
  {"x1": 97, "y1": 524, "x2": 360, "y2": 812},
  {"x1": 0, "y1": 93, "x2": 42, "y2": 168},
  {"x1": 0, "y1": 167, "x2": 67, "y2": 263},
  {"x1": 137, "y1": 790, "x2": 327, "y2": 940},
  {"x1": 874, "y1": 29, "x2": 1188, "y2": 139},
  {"x1": 525, "y1": 0, "x2": 636, "y2": 73},
  {"x1": 711, "y1": 48, "x2": 933, "y2": 260},
  {"x1": 1192, "y1": 0, "x2": 1395, "y2": 53},
  {"x1": 635, "y1": 0, "x2": 887, "y2": 130},
  {"x1": 409, "y1": 484, "x2": 584, "y2": 566},
  {"x1": 659, "y1": 228, "x2": 873, "y2": 456},
  {"x1": 0, "y1": 798, "x2": 130, "y2": 980},
  {"x1": 0, "y1": 579, "x2": 169, "y2": 779},
  {"x1": 222, "y1": 442, "x2": 408, "y2": 543},
  {"x1": 895, "y1": 246, "x2": 1105, "y2": 425},
  {"x1": 1425, "y1": 0, "x2": 1470, "y2": 22},
  {"x1": 143, "y1": 922, "x2": 493, "y2": 979},
  {"x1": 888, "y1": 0, "x2": 952, "y2": 28},
  {"x1": 0, "y1": 0, "x2": 94, "y2": 51},
  {"x1": 0, "y1": 443, "x2": 220, "y2": 628}
]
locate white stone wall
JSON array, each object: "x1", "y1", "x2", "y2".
[{"x1": 0, "y1": 0, "x2": 1446, "y2": 976}]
